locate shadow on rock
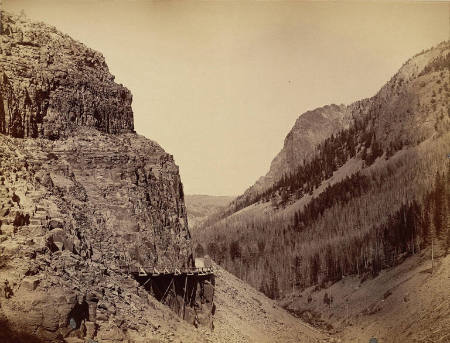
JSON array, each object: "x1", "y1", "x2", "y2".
[{"x1": 0, "y1": 319, "x2": 51, "y2": 343}]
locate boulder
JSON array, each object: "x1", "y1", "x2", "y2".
[
  {"x1": 45, "y1": 228, "x2": 75, "y2": 252},
  {"x1": 85, "y1": 321, "x2": 97, "y2": 339},
  {"x1": 20, "y1": 276, "x2": 40, "y2": 291},
  {"x1": 97, "y1": 300, "x2": 116, "y2": 315},
  {"x1": 48, "y1": 219, "x2": 64, "y2": 230},
  {"x1": 97, "y1": 326, "x2": 126, "y2": 342}
]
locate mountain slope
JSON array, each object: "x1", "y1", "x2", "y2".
[
  {"x1": 185, "y1": 195, "x2": 234, "y2": 230},
  {"x1": 281, "y1": 250, "x2": 450, "y2": 342},
  {"x1": 201, "y1": 104, "x2": 354, "y2": 225},
  {"x1": 210, "y1": 263, "x2": 328, "y2": 343},
  {"x1": 244, "y1": 104, "x2": 352, "y2": 199},
  {"x1": 195, "y1": 41, "x2": 449, "y2": 302},
  {"x1": 202, "y1": 42, "x2": 449, "y2": 229}
]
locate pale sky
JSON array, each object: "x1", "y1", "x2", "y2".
[{"x1": 3, "y1": 1, "x2": 449, "y2": 195}]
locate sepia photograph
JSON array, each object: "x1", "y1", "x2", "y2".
[{"x1": 0, "y1": 1, "x2": 448, "y2": 342}]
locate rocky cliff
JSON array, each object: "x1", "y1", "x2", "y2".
[
  {"x1": 0, "y1": 11, "x2": 213, "y2": 343},
  {"x1": 248, "y1": 104, "x2": 352, "y2": 196},
  {"x1": 0, "y1": 11, "x2": 134, "y2": 139}
]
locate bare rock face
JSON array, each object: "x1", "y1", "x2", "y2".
[
  {"x1": 0, "y1": 11, "x2": 134, "y2": 139},
  {"x1": 28, "y1": 129, "x2": 192, "y2": 270},
  {"x1": 249, "y1": 104, "x2": 352, "y2": 195},
  {"x1": 220, "y1": 104, "x2": 353, "y2": 215},
  {"x1": 0, "y1": 10, "x2": 204, "y2": 343},
  {"x1": 0, "y1": 130, "x2": 195, "y2": 342}
]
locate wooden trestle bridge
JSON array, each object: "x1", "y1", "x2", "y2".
[
  {"x1": 126, "y1": 264, "x2": 215, "y2": 321},
  {"x1": 128, "y1": 266, "x2": 215, "y2": 277}
]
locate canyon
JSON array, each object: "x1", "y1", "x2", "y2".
[
  {"x1": 1, "y1": 6, "x2": 449, "y2": 343},
  {"x1": 0, "y1": 9, "x2": 328, "y2": 343}
]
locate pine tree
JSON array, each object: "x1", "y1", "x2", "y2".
[
  {"x1": 270, "y1": 270, "x2": 280, "y2": 300},
  {"x1": 422, "y1": 194, "x2": 432, "y2": 246},
  {"x1": 432, "y1": 172, "x2": 443, "y2": 237}
]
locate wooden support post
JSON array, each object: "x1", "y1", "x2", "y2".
[
  {"x1": 189, "y1": 277, "x2": 196, "y2": 305},
  {"x1": 142, "y1": 276, "x2": 152, "y2": 288},
  {"x1": 183, "y1": 275, "x2": 188, "y2": 320},
  {"x1": 431, "y1": 238, "x2": 434, "y2": 274},
  {"x1": 171, "y1": 276, "x2": 176, "y2": 305},
  {"x1": 161, "y1": 277, "x2": 174, "y2": 304}
]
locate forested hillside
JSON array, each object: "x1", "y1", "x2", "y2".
[{"x1": 194, "y1": 42, "x2": 450, "y2": 300}]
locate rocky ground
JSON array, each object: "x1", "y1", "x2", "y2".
[
  {"x1": 0, "y1": 130, "x2": 328, "y2": 343},
  {"x1": 210, "y1": 263, "x2": 329, "y2": 343},
  {"x1": 280, "y1": 251, "x2": 450, "y2": 343}
]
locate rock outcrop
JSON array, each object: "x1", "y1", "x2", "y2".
[
  {"x1": 202, "y1": 104, "x2": 353, "y2": 224},
  {"x1": 248, "y1": 104, "x2": 352, "y2": 196},
  {"x1": 0, "y1": 10, "x2": 215, "y2": 343},
  {"x1": 0, "y1": 11, "x2": 133, "y2": 139}
]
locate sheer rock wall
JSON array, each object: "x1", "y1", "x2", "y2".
[{"x1": 0, "y1": 11, "x2": 134, "y2": 139}]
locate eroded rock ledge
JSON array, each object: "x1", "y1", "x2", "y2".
[
  {"x1": 0, "y1": 129, "x2": 200, "y2": 342},
  {"x1": 0, "y1": 11, "x2": 134, "y2": 139}
]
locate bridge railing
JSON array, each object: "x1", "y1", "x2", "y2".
[{"x1": 124, "y1": 265, "x2": 214, "y2": 276}]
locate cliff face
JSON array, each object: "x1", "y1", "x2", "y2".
[
  {"x1": 206, "y1": 103, "x2": 353, "y2": 224},
  {"x1": 0, "y1": 11, "x2": 134, "y2": 139},
  {"x1": 249, "y1": 104, "x2": 352, "y2": 196},
  {"x1": 0, "y1": 11, "x2": 206, "y2": 343},
  {"x1": 25, "y1": 128, "x2": 192, "y2": 270}
]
